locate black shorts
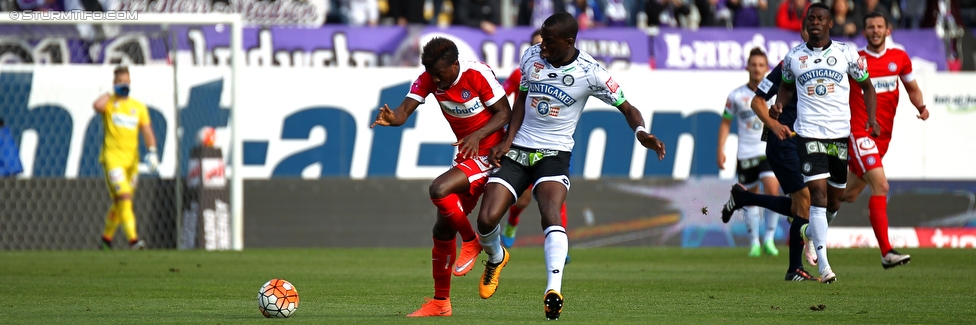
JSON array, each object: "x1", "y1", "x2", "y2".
[
  {"x1": 488, "y1": 145, "x2": 572, "y2": 200},
  {"x1": 797, "y1": 136, "x2": 848, "y2": 188},
  {"x1": 765, "y1": 134, "x2": 805, "y2": 194},
  {"x1": 736, "y1": 157, "x2": 773, "y2": 188}
]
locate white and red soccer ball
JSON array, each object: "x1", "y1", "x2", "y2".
[
  {"x1": 257, "y1": 279, "x2": 300, "y2": 318},
  {"x1": 198, "y1": 126, "x2": 217, "y2": 148}
]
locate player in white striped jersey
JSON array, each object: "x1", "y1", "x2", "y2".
[
  {"x1": 778, "y1": 2, "x2": 879, "y2": 284},
  {"x1": 472, "y1": 12, "x2": 666, "y2": 320},
  {"x1": 717, "y1": 48, "x2": 782, "y2": 257}
]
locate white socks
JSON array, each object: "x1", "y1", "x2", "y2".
[
  {"x1": 480, "y1": 224, "x2": 504, "y2": 264},
  {"x1": 745, "y1": 207, "x2": 761, "y2": 246},
  {"x1": 544, "y1": 226, "x2": 568, "y2": 293},
  {"x1": 764, "y1": 210, "x2": 781, "y2": 243},
  {"x1": 808, "y1": 206, "x2": 831, "y2": 274}
]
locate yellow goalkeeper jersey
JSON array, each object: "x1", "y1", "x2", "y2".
[{"x1": 100, "y1": 95, "x2": 150, "y2": 164}]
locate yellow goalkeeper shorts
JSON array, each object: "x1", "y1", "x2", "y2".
[{"x1": 103, "y1": 160, "x2": 139, "y2": 199}]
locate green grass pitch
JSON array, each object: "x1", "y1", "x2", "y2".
[{"x1": 2, "y1": 247, "x2": 974, "y2": 324}]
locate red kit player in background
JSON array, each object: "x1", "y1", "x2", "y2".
[
  {"x1": 500, "y1": 29, "x2": 569, "y2": 249},
  {"x1": 842, "y1": 11, "x2": 929, "y2": 269},
  {"x1": 371, "y1": 38, "x2": 512, "y2": 317}
]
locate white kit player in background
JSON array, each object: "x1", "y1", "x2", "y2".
[
  {"x1": 472, "y1": 12, "x2": 665, "y2": 320},
  {"x1": 777, "y1": 2, "x2": 879, "y2": 284},
  {"x1": 717, "y1": 47, "x2": 782, "y2": 257}
]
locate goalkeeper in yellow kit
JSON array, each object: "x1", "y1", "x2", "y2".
[{"x1": 93, "y1": 67, "x2": 159, "y2": 250}]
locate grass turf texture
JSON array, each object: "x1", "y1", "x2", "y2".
[{"x1": 1, "y1": 248, "x2": 973, "y2": 324}]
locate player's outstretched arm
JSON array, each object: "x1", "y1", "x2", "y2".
[
  {"x1": 616, "y1": 100, "x2": 665, "y2": 161},
  {"x1": 717, "y1": 117, "x2": 731, "y2": 169},
  {"x1": 93, "y1": 92, "x2": 111, "y2": 113},
  {"x1": 490, "y1": 90, "x2": 525, "y2": 167},
  {"x1": 902, "y1": 80, "x2": 929, "y2": 120},
  {"x1": 856, "y1": 78, "x2": 880, "y2": 136},
  {"x1": 456, "y1": 96, "x2": 512, "y2": 160},
  {"x1": 370, "y1": 98, "x2": 421, "y2": 128}
]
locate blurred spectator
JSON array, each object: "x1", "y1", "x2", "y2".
[
  {"x1": 922, "y1": 0, "x2": 962, "y2": 27},
  {"x1": 645, "y1": 0, "x2": 693, "y2": 27},
  {"x1": 727, "y1": 0, "x2": 768, "y2": 27},
  {"x1": 850, "y1": 0, "x2": 895, "y2": 31},
  {"x1": 626, "y1": 0, "x2": 645, "y2": 25},
  {"x1": 830, "y1": 0, "x2": 858, "y2": 38},
  {"x1": 453, "y1": 0, "x2": 502, "y2": 34},
  {"x1": 776, "y1": 0, "x2": 808, "y2": 31},
  {"x1": 16, "y1": 0, "x2": 63, "y2": 11},
  {"x1": 389, "y1": 0, "x2": 426, "y2": 25},
  {"x1": 568, "y1": 0, "x2": 603, "y2": 29},
  {"x1": 346, "y1": 0, "x2": 379, "y2": 26},
  {"x1": 603, "y1": 0, "x2": 631, "y2": 26},
  {"x1": 517, "y1": 0, "x2": 569, "y2": 27},
  {"x1": 696, "y1": 0, "x2": 733, "y2": 27},
  {"x1": 850, "y1": 0, "x2": 896, "y2": 27},
  {"x1": 962, "y1": 0, "x2": 976, "y2": 26},
  {"x1": 431, "y1": 0, "x2": 445, "y2": 24},
  {"x1": 901, "y1": 0, "x2": 928, "y2": 28},
  {"x1": 326, "y1": 0, "x2": 345, "y2": 24}
]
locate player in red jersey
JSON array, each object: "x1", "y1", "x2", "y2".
[
  {"x1": 371, "y1": 38, "x2": 512, "y2": 317},
  {"x1": 842, "y1": 12, "x2": 929, "y2": 269},
  {"x1": 499, "y1": 29, "x2": 570, "y2": 249}
]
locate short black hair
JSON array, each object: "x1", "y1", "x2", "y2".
[
  {"x1": 807, "y1": 2, "x2": 831, "y2": 18},
  {"x1": 863, "y1": 11, "x2": 888, "y2": 26},
  {"x1": 420, "y1": 37, "x2": 459, "y2": 71},
  {"x1": 542, "y1": 12, "x2": 578, "y2": 39}
]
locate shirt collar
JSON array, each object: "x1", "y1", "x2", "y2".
[{"x1": 805, "y1": 39, "x2": 833, "y2": 51}]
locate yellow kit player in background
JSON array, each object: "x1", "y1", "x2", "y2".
[{"x1": 93, "y1": 67, "x2": 159, "y2": 250}]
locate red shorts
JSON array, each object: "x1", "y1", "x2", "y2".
[
  {"x1": 453, "y1": 155, "x2": 495, "y2": 214},
  {"x1": 848, "y1": 134, "x2": 890, "y2": 178}
]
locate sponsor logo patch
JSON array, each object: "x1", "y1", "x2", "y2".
[
  {"x1": 605, "y1": 78, "x2": 619, "y2": 93},
  {"x1": 563, "y1": 75, "x2": 574, "y2": 86},
  {"x1": 537, "y1": 100, "x2": 551, "y2": 116}
]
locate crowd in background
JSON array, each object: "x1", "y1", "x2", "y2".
[
  {"x1": 344, "y1": 0, "x2": 976, "y2": 33},
  {"x1": 3, "y1": 0, "x2": 974, "y2": 33}
]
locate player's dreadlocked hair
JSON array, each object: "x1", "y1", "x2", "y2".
[
  {"x1": 542, "y1": 12, "x2": 578, "y2": 40},
  {"x1": 421, "y1": 37, "x2": 459, "y2": 71}
]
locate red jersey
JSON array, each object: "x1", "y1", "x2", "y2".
[
  {"x1": 503, "y1": 68, "x2": 521, "y2": 96},
  {"x1": 849, "y1": 47, "x2": 914, "y2": 138},
  {"x1": 406, "y1": 60, "x2": 507, "y2": 157}
]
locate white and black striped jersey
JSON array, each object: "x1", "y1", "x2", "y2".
[
  {"x1": 515, "y1": 44, "x2": 626, "y2": 152},
  {"x1": 782, "y1": 40, "x2": 869, "y2": 139}
]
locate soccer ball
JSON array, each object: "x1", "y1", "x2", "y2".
[
  {"x1": 257, "y1": 279, "x2": 300, "y2": 318},
  {"x1": 198, "y1": 126, "x2": 217, "y2": 148}
]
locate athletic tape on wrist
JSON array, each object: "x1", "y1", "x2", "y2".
[{"x1": 634, "y1": 126, "x2": 647, "y2": 138}]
